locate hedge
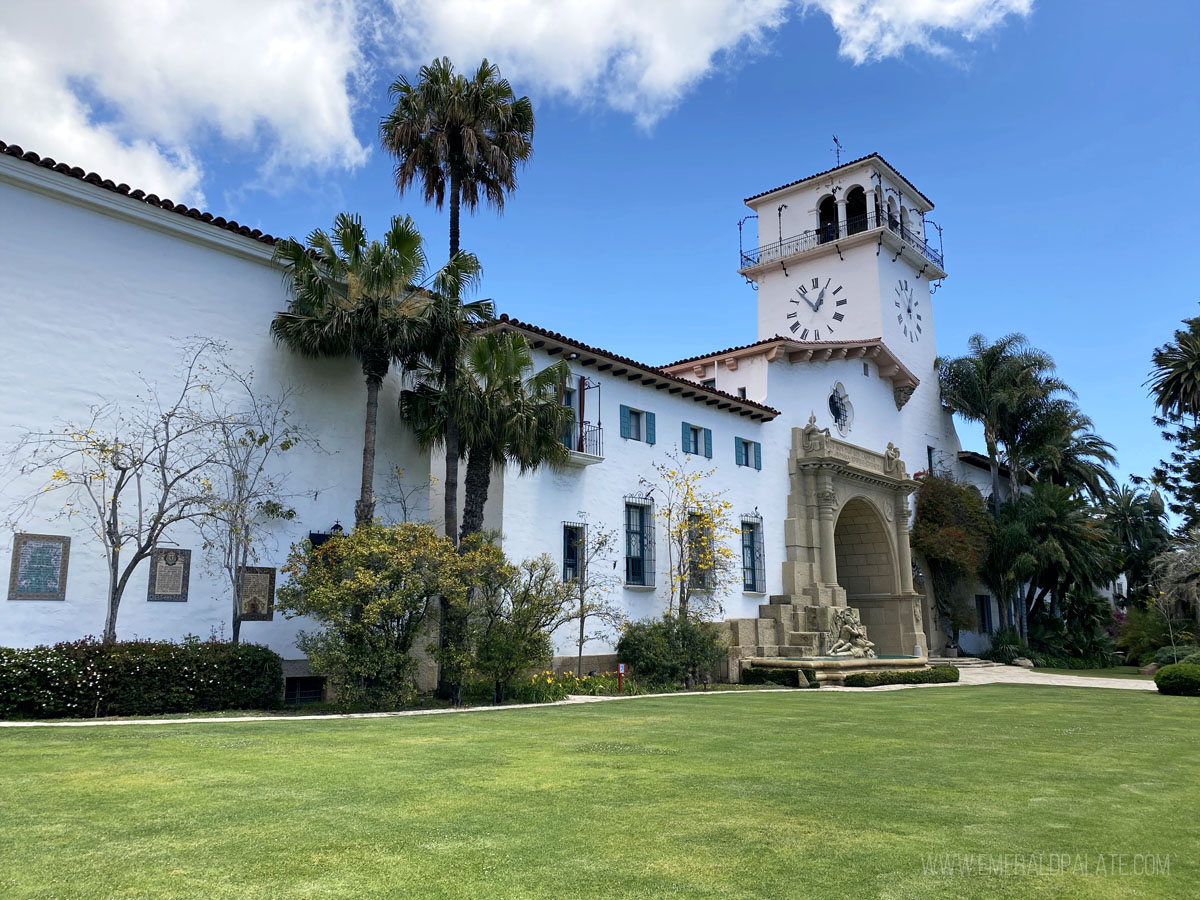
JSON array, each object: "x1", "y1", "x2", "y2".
[
  {"x1": 1153, "y1": 645, "x2": 1200, "y2": 667},
  {"x1": 741, "y1": 666, "x2": 816, "y2": 688},
  {"x1": 0, "y1": 637, "x2": 283, "y2": 719},
  {"x1": 1154, "y1": 663, "x2": 1200, "y2": 697},
  {"x1": 843, "y1": 665, "x2": 960, "y2": 688}
]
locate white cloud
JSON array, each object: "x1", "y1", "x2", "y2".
[
  {"x1": 804, "y1": 0, "x2": 1034, "y2": 63},
  {"x1": 0, "y1": 0, "x2": 1032, "y2": 203},
  {"x1": 392, "y1": 1, "x2": 1032, "y2": 124},
  {"x1": 0, "y1": 0, "x2": 372, "y2": 205},
  {"x1": 389, "y1": 0, "x2": 792, "y2": 127}
]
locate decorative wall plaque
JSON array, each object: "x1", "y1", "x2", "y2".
[
  {"x1": 8, "y1": 533, "x2": 70, "y2": 601},
  {"x1": 238, "y1": 566, "x2": 275, "y2": 621},
  {"x1": 147, "y1": 548, "x2": 191, "y2": 602}
]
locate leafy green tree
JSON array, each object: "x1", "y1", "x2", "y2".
[
  {"x1": 1146, "y1": 312, "x2": 1200, "y2": 531},
  {"x1": 1104, "y1": 485, "x2": 1170, "y2": 606},
  {"x1": 938, "y1": 333, "x2": 1047, "y2": 509},
  {"x1": 277, "y1": 522, "x2": 464, "y2": 710},
  {"x1": 1020, "y1": 402, "x2": 1117, "y2": 502},
  {"x1": 271, "y1": 213, "x2": 479, "y2": 526},
  {"x1": 911, "y1": 474, "x2": 991, "y2": 647},
  {"x1": 403, "y1": 331, "x2": 574, "y2": 542},
  {"x1": 381, "y1": 57, "x2": 533, "y2": 542},
  {"x1": 470, "y1": 554, "x2": 576, "y2": 704}
]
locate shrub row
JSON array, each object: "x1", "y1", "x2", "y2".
[
  {"x1": 1154, "y1": 663, "x2": 1200, "y2": 697},
  {"x1": 843, "y1": 665, "x2": 960, "y2": 688},
  {"x1": 1154, "y1": 645, "x2": 1200, "y2": 668},
  {"x1": 0, "y1": 637, "x2": 283, "y2": 719},
  {"x1": 740, "y1": 667, "x2": 816, "y2": 688}
]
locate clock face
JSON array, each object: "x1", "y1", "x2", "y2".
[
  {"x1": 786, "y1": 275, "x2": 847, "y2": 341},
  {"x1": 894, "y1": 278, "x2": 922, "y2": 342}
]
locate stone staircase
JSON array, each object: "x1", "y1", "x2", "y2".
[{"x1": 927, "y1": 656, "x2": 1005, "y2": 668}]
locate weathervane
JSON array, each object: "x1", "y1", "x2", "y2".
[{"x1": 832, "y1": 135, "x2": 843, "y2": 165}]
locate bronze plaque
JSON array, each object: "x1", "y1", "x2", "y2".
[
  {"x1": 8, "y1": 533, "x2": 70, "y2": 601},
  {"x1": 238, "y1": 566, "x2": 275, "y2": 621},
  {"x1": 148, "y1": 548, "x2": 191, "y2": 602}
]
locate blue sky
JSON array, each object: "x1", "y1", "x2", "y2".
[{"x1": 4, "y1": 0, "x2": 1199, "y2": 485}]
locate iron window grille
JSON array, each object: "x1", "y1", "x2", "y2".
[
  {"x1": 623, "y1": 494, "x2": 655, "y2": 587},
  {"x1": 562, "y1": 521, "x2": 587, "y2": 582},
  {"x1": 741, "y1": 513, "x2": 766, "y2": 593}
]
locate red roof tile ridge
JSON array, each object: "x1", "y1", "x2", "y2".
[
  {"x1": 494, "y1": 313, "x2": 781, "y2": 418},
  {"x1": 0, "y1": 139, "x2": 279, "y2": 248}
]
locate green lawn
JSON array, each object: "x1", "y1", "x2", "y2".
[
  {"x1": 1, "y1": 686, "x2": 1196, "y2": 899},
  {"x1": 1035, "y1": 666, "x2": 1153, "y2": 680}
]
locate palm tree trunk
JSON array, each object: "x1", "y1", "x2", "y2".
[
  {"x1": 986, "y1": 436, "x2": 1002, "y2": 513},
  {"x1": 449, "y1": 171, "x2": 461, "y2": 258},
  {"x1": 355, "y1": 371, "x2": 382, "y2": 527},
  {"x1": 443, "y1": 360, "x2": 460, "y2": 545},
  {"x1": 460, "y1": 443, "x2": 493, "y2": 542}
]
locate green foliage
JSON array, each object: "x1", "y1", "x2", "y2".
[
  {"x1": 911, "y1": 474, "x2": 990, "y2": 640},
  {"x1": 741, "y1": 667, "x2": 811, "y2": 688},
  {"x1": 1180, "y1": 651, "x2": 1200, "y2": 666},
  {"x1": 1117, "y1": 605, "x2": 1169, "y2": 665},
  {"x1": 1154, "y1": 644, "x2": 1200, "y2": 667},
  {"x1": 1147, "y1": 312, "x2": 1200, "y2": 531},
  {"x1": 0, "y1": 637, "x2": 282, "y2": 719},
  {"x1": 980, "y1": 625, "x2": 1035, "y2": 665},
  {"x1": 278, "y1": 522, "x2": 464, "y2": 710},
  {"x1": 616, "y1": 615, "x2": 726, "y2": 688},
  {"x1": 468, "y1": 553, "x2": 576, "y2": 704},
  {"x1": 1154, "y1": 663, "x2": 1200, "y2": 696},
  {"x1": 842, "y1": 666, "x2": 960, "y2": 687}
]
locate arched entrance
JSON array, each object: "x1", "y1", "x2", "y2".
[{"x1": 834, "y1": 497, "x2": 905, "y2": 655}]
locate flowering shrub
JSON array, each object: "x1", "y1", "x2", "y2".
[
  {"x1": 0, "y1": 637, "x2": 283, "y2": 719},
  {"x1": 512, "y1": 670, "x2": 572, "y2": 704},
  {"x1": 506, "y1": 670, "x2": 642, "y2": 704}
]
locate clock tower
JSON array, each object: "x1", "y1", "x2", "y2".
[{"x1": 738, "y1": 154, "x2": 947, "y2": 376}]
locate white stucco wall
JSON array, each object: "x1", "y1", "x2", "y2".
[{"x1": 0, "y1": 158, "x2": 428, "y2": 659}]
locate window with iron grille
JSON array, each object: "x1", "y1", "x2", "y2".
[
  {"x1": 741, "y1": 514, "x2": 766, "y2": 592},
  {"x1": 975, "y1": 594, "x2": 994, "y2": 635},
  {"x1": 562, "y1": 522, "x2": 586, "y2": 582},
  {"x1": 623, "y1": 495, "x2": 655, "y2": 586}
]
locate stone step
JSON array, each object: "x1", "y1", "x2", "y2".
[{"x1": 927, "y1": 656, "x2": 1005, "y2": 668}]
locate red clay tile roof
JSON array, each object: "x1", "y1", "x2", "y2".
[
  {"x1": 0, "y1": 139, "x2": 280, "y2": 248},
  {"x1": 493, "y1": 314, "x2": 781, "y2": 420},
  {"x1": 744, "y1": 152, "x2": 934, "y2": 208}
]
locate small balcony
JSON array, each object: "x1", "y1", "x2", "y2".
[
  {"x1": 561, "y1": 421, "x2": 604, "y2": 466},
  {"x1": 739, "y1": 210, "x2": 944, "y2": 275}
]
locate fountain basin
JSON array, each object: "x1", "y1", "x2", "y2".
[{"x1": 745, "y1": 654, "x2": 929, "y2": 686}]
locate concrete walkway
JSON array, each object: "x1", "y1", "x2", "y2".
[{"x1": 0, "y1": 665, "x2": 1156, "y2": 729}]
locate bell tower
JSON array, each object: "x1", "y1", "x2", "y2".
[{"x1": 737, "y1": 154, "x2": 947, "y2": 374}]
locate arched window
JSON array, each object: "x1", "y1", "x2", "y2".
[
  {"x1": 817, "y1": 195, "x2": 839, "y2": 243},
  {"x1": 886, "y1": 196, "x2": 899, "y2": 232},
  {"x1": 845, "y1": 186, "x2": 868, "y2": 235},
  {"x1": 900, "y1": 207, "x2": 912, "y2": 239}
]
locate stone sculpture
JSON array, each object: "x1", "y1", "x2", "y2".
[{"x1": 828, "y1": 606, "x2": 877, "y2": 658}]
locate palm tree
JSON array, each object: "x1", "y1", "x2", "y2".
[
  {"x1": 270, "y1": 213, "x2": 479, "y2": 526},
  {"x1": 938, "y1": 333, "x2": 1040, "y2": 509},
  {"x1": 402, "y1": 332, "x2": 574, "y2": 542},
  {"x1": 380, "y1": 56, "x2": 534, "y2": 541},
  {"x1": 1027, "y1": 405, "x2": 1117, "y2": 502},
  {"x1": 1147, "y1": 314, "x2": 1200, "y2": 421}
]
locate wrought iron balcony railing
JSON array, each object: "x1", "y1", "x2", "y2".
[
  {"x1": 562, "y1": 421, "x2": 603, "y2": 458},
  {"x1": 740, "y1": 210, "x2": 944, "y2": 271}
]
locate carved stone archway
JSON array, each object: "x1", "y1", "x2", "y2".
[{"x1": 722, "y1": 416, "x2": 927, "y2": 676}]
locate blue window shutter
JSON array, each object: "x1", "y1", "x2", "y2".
[
  {"x1": 754, "y1": 441, "x2": 762, "y2": 470},
  {"x1": 682, "y1": 421, "x2": 691, "y2": 451},
  {"x1": 704, "y1": 428, "x2": 713, "y2": 459},
  {"x1": 735, "y1": 436, "x2": 744, "y2": 466},
  {"x1": 646, "y1": 411, "x2": 656, "y2": 445},
  {"x1": 619, "y1": 404, "x2": 631, "y2": 439}
]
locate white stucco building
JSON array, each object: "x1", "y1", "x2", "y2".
[{"x1": 1, "y1": 141, "x2": 999, "y2": 689}]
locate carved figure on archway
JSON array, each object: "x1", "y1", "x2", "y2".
[
  {"x1": 803, "y1": 413, "x2": 831, "y2": 453},
  {"x1": 884, "y1": 442, "x2": 902, "y2": 474},
  {"x1": 828, "y1": 606, "x2": 877, "y2": 658}
]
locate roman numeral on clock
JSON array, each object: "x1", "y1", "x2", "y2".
[
  {"x1": 836, "y1": 298, "x2": 847, "y2": 306},
  {"x1": 833, "y1": 312, "x2": 844, "y2": 322},
  {"x1": 812, "y1": 278, "x2": 819, "y2": 288},
  {"x1": 800, "y1": 328, "x2": 809, "y2": 339},
  {"x1": 787, "y1": 311, "x2": 797, "y2": 318},
  {"x1": 897, "y1": 313, "x2": 904, "y2": 324},
  {"x1": 790, "y1": 321, "x2": 801, "y2": 333}
]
